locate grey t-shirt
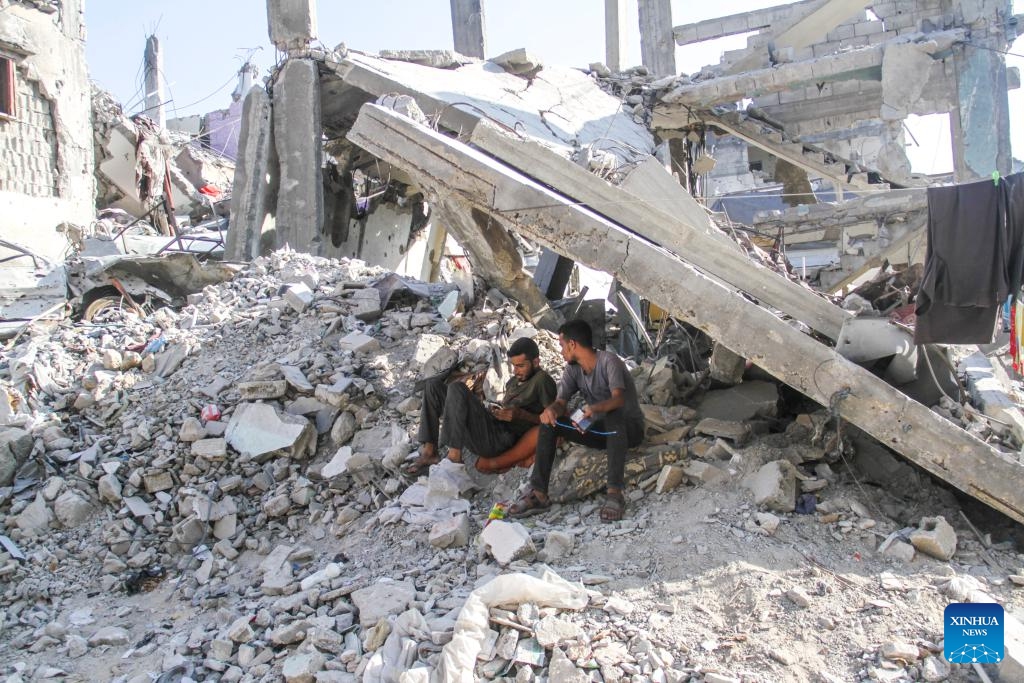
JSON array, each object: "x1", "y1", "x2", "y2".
[{"x1": 557, "y1": 350, "x2": 644, "y2": 423}]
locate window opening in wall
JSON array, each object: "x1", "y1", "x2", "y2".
[{"x1": 0, "y1": 56, "x2": 15, "y2": 118}]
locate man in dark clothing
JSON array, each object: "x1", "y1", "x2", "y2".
[
  {"x1": 510, "y1": 319, "x2": 645, "y2": 522},
  {"x1": 404, "y1": 337, "x2": 556, "y2": 476}
]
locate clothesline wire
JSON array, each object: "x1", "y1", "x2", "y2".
[{"x1": 958, "y1": 39, "x2": 1024, "y2": 60}]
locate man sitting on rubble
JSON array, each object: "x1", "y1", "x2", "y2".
[
  {"x1": 402, "y1": 337, "x2": 557, "y2": 477},
  {"x1": 509, "y1": 319, "x2": 645, "y2": 522}
]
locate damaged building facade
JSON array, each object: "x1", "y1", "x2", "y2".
[
  {"x1": 0, "y1": 0, "x2": 94, "y2": 262},
  {"x1": 225, "y1": 0, "x2": 1024, "y2": 532}
]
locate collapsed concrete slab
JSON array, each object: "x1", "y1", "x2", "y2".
[{"x1": 348, "y1": 103, "x2": 1024, "y2": 526}]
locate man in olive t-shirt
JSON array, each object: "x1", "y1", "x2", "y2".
[{"x1": 404, "y1": 337, "x2": 556, "y2": 476}]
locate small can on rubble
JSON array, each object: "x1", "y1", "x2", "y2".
[
  {"x1": 485, "y1": 502, "x2": 507, "y2": 527},
  {"x1": 201, "y1": 404, "x2": 221, "y2": 422}
]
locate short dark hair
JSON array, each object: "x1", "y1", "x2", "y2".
[
  {"x1": 558, "y1": 319, "x2": 593, "y2": 349},
  {"x1": 507, "y1": 337, "x2": 540, "y2": 360}
]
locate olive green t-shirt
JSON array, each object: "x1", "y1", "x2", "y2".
[{"x1": 503, "y1": 369, "x2": 557, "y2": 436}]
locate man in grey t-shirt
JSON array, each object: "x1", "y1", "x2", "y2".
[{"x1": 509, "y1": 319, "x2": 645, "y2": 522}]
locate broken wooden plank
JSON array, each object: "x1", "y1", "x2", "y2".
[
  {"x1": 470, "y1": 121, "x2": 850, "y2": 341},
  {"x1": 348, "y1": 103, "x2": 1024, "y2": 526}
]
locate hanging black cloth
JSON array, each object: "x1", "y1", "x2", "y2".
[{"x1": 914, "y1": 175, "x2": 1014, "y2": 344}]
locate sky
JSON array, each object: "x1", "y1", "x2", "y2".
[{"x1": 84, "y1": 0, "x2": 1024, "y2": 175}]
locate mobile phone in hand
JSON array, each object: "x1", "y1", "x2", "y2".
[{"x1": 570, "y1": 408, "x2": 592, "y2": 432}]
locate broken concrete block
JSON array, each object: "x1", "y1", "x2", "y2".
[
  {"x1": 745, "y1": 460, "x2": 797, "y2": 512},
  {"x1": 97, "y1": 474, "x2": 123, "y2": 504},
  {"x1": 909, "y1": 516, "x2": 957, "y2": 561},
  {"x1": 697, "y1": 381, "x2": 779, "y2": 421},
  {"x1": 437, "y1": 290, "x2": 461, "y2": 320},
  {"x1": 87, "y1": 626, "x2": 130, "y2": 647},
  {"x1": 349, "y1": 287, "x2": 382, "y2": 321},
  {"x1": 330, "y1": 411, "x2": 357, "y2": 444},
  {"x1": 542, "y1": 530, "x2": 574, "y2": 561},
  {"x1": 144, "y1": 471, "x2": 174, "y2": 493},
  {"x1": 491, "y1": 48, "x2": 543, "y2": 76},
  {"x1": 880, "y1": 640, "x2": 920, "y2": 663},
  {"x1": 264, "y1": 493, "x2": 292, "y2": 518},
  {"x1": 16, "y1": 493, "x2": 53, "y2": 536},
  {"x1": 237, "y1": 379, "x2": 289, "y2": 400},
  {"x1": 682, "y1": 460, "x2": 728, "y2": 486},
  {"x1": 282, "y1": 651, "x2": 325, "y2": 683},
  {"x1": 178, "y1": 418, "x2": 206, "y2": 442},
  {"x1": 655, "y1": 464, "x2": 685, "y2": 493},
  {"x1": 192, "y1": 438, "x2": 228, "y2": 460},
  {"x1": 351, "y1": 580, "x2": 417, "y2": 628},
  {"x1": 320, "y1": 446, "x2": 355, "y2": 479},
  {"x1": 694, "y1": 418, "x2": 751, "y2": 444},
  {"x1": 709, "y1": 343, "x2": 745, "y2": 385},
  {"x1": 480, "y1": 520, "x2": 536, "y2": 566},
  {"x1": 414, "y1": 335, "x2": 454, "y2": 372},
  {"x1": 227, "y1": 616, "x2": 255, "y2": 644},
  {"x1": 284, "y1": 283, "x2": 314, "y2": 313},
  {"x1": 316, "y1": 377, "x2": 354, "y2": 407},
  {"x1": 0, "y1": 427, "x2": 32, "y2": 486},
  {"x1": 226, "y1": 402, "x2": 316, "y2": 462},
  {"x1": 54, "y1": 490, "x2": 93, "y2": 528},
  {"x1": 878, "y1": 533, "x2": 916, "y2": 563},
  {"x1": 534, "y1": 615, "x2": 582, "y2": 648},
  {"x1": 429, "y1": 513, "x2": 470, "y2": 548},
  {"x1": 173, "y1": 515, "x2": 206, "y2": 546},
  {"x1": 337, "y1": 332, "x2": 380, "y2": 354}
]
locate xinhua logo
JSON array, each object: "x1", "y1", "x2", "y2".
[{"x1": 944, "y1": 603, "x2": 1004, "y2": 664}]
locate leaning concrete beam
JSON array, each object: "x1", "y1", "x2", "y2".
[
  {"x1": 673, "y1": 0, "x2": 820, "y2": 46},
  {"x1": 727, "y1": 0, "x2": 872, "y2": 74},
  {"x1": 273, "y1": 59, "x2": 324, "y2": 255},
  {"x1": 227, "y1": 87, "x2": 278, "y2": 261},
  {"x1": 348, "y1": 103, "x2": 1024, "y2": 526},
  {"x1": 469, "y1": 122, "x2": 850, "y2": 340},
  {"x1": 753, "y1": 189, "x2": 927, "y2": 231}
]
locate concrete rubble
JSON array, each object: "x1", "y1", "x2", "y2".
[{"x1": 3, "y1": 0, "x2": 1024, "y2": 680}]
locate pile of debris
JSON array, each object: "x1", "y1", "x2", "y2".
[{"x1": 1, "y1": 250, "x2": 1023, "y2": 682}]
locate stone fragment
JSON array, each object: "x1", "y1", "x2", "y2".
[
  {"x1": 880, "y1": 640, "x2": 919, "y2": 663},
  {"x1": 237, "y1": 379, "x2": 289, "y2": 400},
  {"x1": 549, "y1": 646, "x2": 589, "y2": 683},
  {"x1": 278, "y1": 365, "x2": 314, "y2": 393},
  {"x1": 349, "y1": 287, "x2": 382, "y2": 321},
  {"x1": 0, "y1": 427, "x2": 31, "y2": 487},
  {"x1": 178, "y1": 417, "x2": 206, "y2": 442},
  {"x1": 16, "y1": 494, "x2": 52, "y2": 536},
  {"x1": 284, "y1": 283, "x2": 314, "y2": 313},
  {"x1": 785, "y1": 587, "x2": 811, "y2": 608},
  {"x1": 604, "y1": 595, "x2": 634, "y2": 615},
  {"x1": 350, "y1": 580, "x2": 417, "y2": 628},
  {"x1": 694, "y1": 418, "x2": 750, "y2": 444},
  {"x1": 745, "y1": 460, "x2": 796, "y2": 512},
  {"x1": 337, "y1": 332, "x2": 380, "y2": 354},
  {"x1": 226, "y1": 402, "x2": 316, "y2": 461},
  {"x1": 54, "y1": 490, "x2": 93, "y2": 528},
  {"x1": 321, "y1": 447, "x2": 355, "y2": 479},
  {"x1": 481, "y1": 520, "x2": 537, "y2": 566},
  {"x1": 192, "y1": 438, "x2": 228, "y2": 460},
  {"x1": 534, "y1": 615, "x2": 582, "y2": 648},
  {"x1": 87, "y1": 626, "x2": 130, "y2": 647},
  {"x1": 282, "y1": 651, "x2": 325, "y2": 683},
  {"x1": 655, "y1": 464, "x2": 685, "y2": 493},
  {"x1": 754, "y1": 512, "x2": 781, "y2": 535},
  {"x1": 920, "y1": 655, "x2": 951, "y2": 681},
  {"x1": 708, "y1": 343, "x2": 745, "y2": 385},
  {"x1": 66, "y1": 634, "x2": 88, "y2": 658},
  {"x1": 879, "y1": 534, "x2": 916, "y2": 563},
  {"x1": 429, "y1": 513, "x2": 470, "y2": 548},
  {"x1": 909, "y1": 516, "x2": 957, "y2": 561},
  {"x1": 124, "y1": 496, "x2": 154, "y2": 518},
  {"x1": 542, "y1": 530, "x2": 574, "y2": 561},
  {"x1": 437, "y1": 290, "x2": 461, "y2": 319},
  {"x1": 271, "y1": 619, "x2": 312, "y2": 645},
  {"x1": 683, "y1": 460, "x2": 728, "y2": 486},
  {"x1": 144, "y1": 471, "x2": 174, "y2": 493},
  {"x1": 264, "y1": 493, "x2": 291, "y2": 517},
  {"x1": 330, "y1": 411, "x2": 357, "y2": 444},
  {"x1": 697, "y1": 380, "x2": 778, "y2": 421},
  {"x1": 97, "y1": 474, "x2": 123, "y2": 504},
  {"x1": 172, "y1": 515, "x2": 206, "y2": 546}
]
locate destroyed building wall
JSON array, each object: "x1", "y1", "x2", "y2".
[{"x1": 0, "y1": 0, "x2": 95, "y2": 262}]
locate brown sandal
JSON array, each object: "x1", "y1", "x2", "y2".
[
  {"x1": 508, "y1": 489, "x2": 550, "y2": 518},
  {"x1": 600, "y1": 490, "x2": 625, "y2": 523},
  {"x1": 401, "y1": 452, "x2": 440, "y2": 477}
]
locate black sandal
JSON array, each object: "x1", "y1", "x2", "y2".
[
  {"x1": 600, "y1": 490, "x2": 626, "y2": 523},
  {"x1": 508, "y1": 489, "x2": 550, "y2": 518}
]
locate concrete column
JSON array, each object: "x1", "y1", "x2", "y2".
[
  {"x1": 143, "y1": 35, "x2": 165, "y2": 128},
  {"x1": 950, "y1": 43, "x2": 1012, "y2": 182},
  {"x1": 638, "y1": 0, "x2": 675, "y2": 77},
  {"x1": 604, "y1": 0, "x2": 629, "y2": 73},
  {"x1": 227, "y1": 87, "x2": 278, "y2": 261},
  {"x1": 272, "y1": 59, "x2": 324, "y2": 254},
  {"x1": 450, "y1": 0, "x2": 486, "y2": 59},
  {"x1": 267, "y1": 0, "x2": 318, "y2": 51}
]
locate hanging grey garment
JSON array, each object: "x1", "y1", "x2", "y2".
[{"x1": 915, "y1": 177, "x2": 1007, "y2": 344}]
